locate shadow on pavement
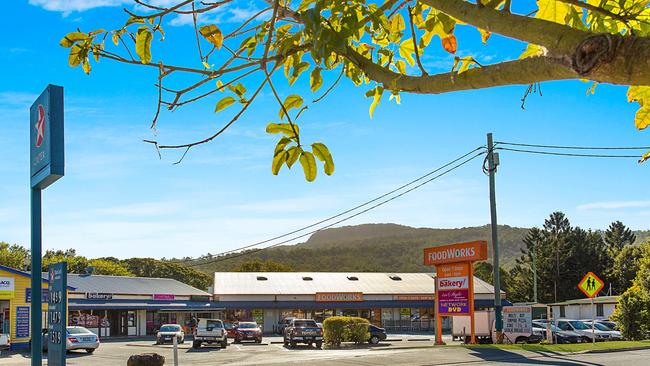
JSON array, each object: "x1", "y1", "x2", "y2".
[
  {"x1": 466, "y1": 348, "x2": 604, "y2": 366},
  {"x1": 185, "y1": 347, "x2": 227, "y2": 353}
]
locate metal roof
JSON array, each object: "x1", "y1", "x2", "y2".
[
  {"x1": 213, "y1": 272, "x2": 502, "y2": 296},
  {"x1": 59, "y1": 274, "x2": 209, "y2": 296},
  {"x1": 549, "y1": 296, "x2": 619, "y2": 306}
]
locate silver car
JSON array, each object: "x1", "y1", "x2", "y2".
[
  {"x1": 156, "y1": 324, "x2": 185, "y2": 344},
  {"x1": 44, "y1": 326, "x2": 100, "y2": 353}
]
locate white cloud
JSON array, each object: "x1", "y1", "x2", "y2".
[
  {"x1": 28, "y1": 0, "x2": 126, "y2": 15},
  {"x1": 577, "y1": 200, "x2": 650, "y2": 210}
]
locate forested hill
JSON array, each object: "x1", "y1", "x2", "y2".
[
  {"x1": 194, "y1": 224, "x2": 533, "y2": 273},
  {"x1": 191, "y1": 223, "x2": 650, "y2": 274}
]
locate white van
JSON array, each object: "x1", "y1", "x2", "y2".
[{"x1": 193, "y1": 319, "x2": 228, "y2": 349}]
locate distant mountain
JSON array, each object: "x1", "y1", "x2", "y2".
[{"x1": 190, "y1": 223, "x2": 650, "y2": 274}]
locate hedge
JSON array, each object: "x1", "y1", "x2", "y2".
[{"x1": 322, "y1": 316, "x2": 370, "y2": 346}]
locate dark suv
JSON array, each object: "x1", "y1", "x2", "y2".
[{"x1": 283, "y1": 319, "x2": 323, "y2": 348}]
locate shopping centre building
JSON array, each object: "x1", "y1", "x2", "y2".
[
  {"x1": 0, "y1": 265, "x2": 220, "y2": 349},
  {"x1": 211, "y1": 272, "x2": 508, "y2": 333}
]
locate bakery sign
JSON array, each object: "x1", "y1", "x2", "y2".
[
  {"x1": 315, "y1": 292, "x2": 363, "y2": 302},
  {"x1": 86, "y1": 293, "x2": 113, "y2": 300}
]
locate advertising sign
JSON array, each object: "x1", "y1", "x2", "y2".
[
  {"x1": 437, "y1": 276, "x2": 469, "y2": 290},
  {"x1": 86, "y1": 293, "x2": 113, "y2": 300},
  {"x1": 15, "y1": 306, "x2": 30, "y2": 338},
  {"x1": 30, "y1": 84, "x2": 64, "y2": 189},
  {"x1": 315, "y1": 292, "x2": 363, "y2": 302},
  {"x1": 47, "y1": 262, "x2": 67, "y2": 366},
  {"x1": 153, "y1": 294, "x2": 175, "y2": 301},
  {"x1": 0, "y1": 277, "x2": 14, "y2": 300},
  {"x1": 437, "y1": 289, "x2": 470, "y2": 315},
  {"x1": 395, "y1": 295, "x2": 435, "y2": 301},
  {"x1": 424, "y1": 240, "x2": 488, "y2": 266},
  {"x1": 252, "y1": 309, "x2": 264, "y2": 325},
  {"x1": 26, "y1": 288, "x2": 50, "y2": 303},
  {"x1": 502, "y1": 306, "x2": 532, "y2": 337}
]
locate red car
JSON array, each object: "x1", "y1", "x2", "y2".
[
  {"x1": 224, "y1": 321, "x2": 238, "y2": 338},
  {"x1": 234, "y1": 322, "x2": 263, "y2": 343}
]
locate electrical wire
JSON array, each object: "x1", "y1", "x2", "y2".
[
  {"x1": 174, "y1": 145, "x2": 486, "y2": 264},
  {"x1": 495, "y1": 141, "x2": 650, "y2": 150},
  {"x1": 496, "y1": 147, "x2": 643, "y2": 159},
  {"x1": 184, "y1": 150, "x2": 487, "y2": 268}
]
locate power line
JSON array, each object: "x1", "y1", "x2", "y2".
[
  {"x1": 496, "y1": 147, "x2": 643, "y2": 159},
  {"x1": 175, "y1": 145, "x2": 486, "y2": 264},
  {"x1": 185, "y1": 150, "x2": 486, "y2": 268},
  {"x1": 495, "y1": 141, "x2": 650, "y2": 150}
]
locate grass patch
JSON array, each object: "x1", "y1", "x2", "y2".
[{"x1": 463, "y1": 340, "x2": 650, "y2": 353}]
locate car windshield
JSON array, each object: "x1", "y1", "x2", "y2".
[
  {"x1": 570, "y1": 321, "x2": 590, "y2": 330},
  {"x1": 206, "y1": 320, "x2": 223, "y2": 330},
  {"x1": 67, "y1": 327, "x2": 91, "y2": 335},
  {"x1": 238, "y1": 323, "x2": 257, "y2": 329},
  {"x1": 592, "y1": 323, "x2": 612, "y2": 331},
  {"x1": 294, "y1": 320, "x2": 317, "y2": 327},
  {"x1": 160, "y1": 325, "x2": 181, "y2": 332}
]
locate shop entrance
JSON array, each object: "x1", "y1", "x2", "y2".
[
  {"x1": 108, "y1": 310, "x2": 136, "y2": 336},
  {"x1": 0, "y1": 301, "x2": 9, "y2": 334}
]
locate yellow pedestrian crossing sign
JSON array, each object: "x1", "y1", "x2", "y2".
[{"x1": 578, "y1": 272, "x2": 604, "y2": 298}]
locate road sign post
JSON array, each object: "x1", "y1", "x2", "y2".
[
  {"x1": 578, "y1": 272, "x2": 604, "y2": 345},
  {"x1": 29, "y1": 85, "x2": 64, "y2": 366}
]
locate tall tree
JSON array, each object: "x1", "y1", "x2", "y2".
[
  {"x1": 605, "y1": 221, "x2": 637, "y2": 254},
  {"x1": 0, "y1": 242, "x2": 29, "y2": 270},
  {"x1": 60, "y1": 0, "x2": 650, "y2": 178},
  {"x1": 608, "y1": 245, "x2": 644, "y2": 295}
]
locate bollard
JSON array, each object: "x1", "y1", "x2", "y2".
[{"x1": 127, "y1": 353, "x2": 165, "y2": 366}]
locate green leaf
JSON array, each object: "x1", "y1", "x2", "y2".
[
  {"x1": 199, "y1": 24, "x2": 223, "y2": 49},
  {"x1": 126, "y1": 16, "x2": 145, "y2": 26},
  {"x1": 60, "y1": 32, "x2": 88, "y2": 48},
  {"x1": 390, "y1": 13, "x2": 406, "y2": 33},
  {"x1": 274, "y1": 136, "x2": 292, "y2": 156},
  {"x1": 310, "y1": 67, "x2": 323, "y2": 92},
  {"x1": 68, "y1": 43, "x2": 86, "y2": 67},
  {"x1": 135, "y1": 29, "x2": 153, "y2": 64},
  {"x1": 272, "y1": 150, "x2": 288, "y2": 175},
  {"x1": 286, "y1": 146, "x2": 303, "y2": 168},
  {"x1": 399, "y1": 38, "x2": 415, "y2": 66},
  {"x1": 365, "y1": 86, "x2": 384, "y2": 118},
  {"x1": 279, "y1": 95, "x2": 303, "y2": 120},
  {"x1": 266, "y1": 122, "x2": 300, "y2": 138},
  {"x1": 289, "y1": 61, "x2": 310, "y2": 86},
  {"x1": 215, "y1": 96, "x2": 236, "y2": 112},
  {"x1": 299, "y1": 151, "x2": 317, "y2": 182},
  {"x1": 312, "y1": 142, "x2": 334, "y2": 175},
  {"x1": 227, "y1": 83, "x2": 247, "y2": 98}
]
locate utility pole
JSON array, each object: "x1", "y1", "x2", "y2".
[{"x1": 486, "y1": 133, "x2": 502, "y2": 341}]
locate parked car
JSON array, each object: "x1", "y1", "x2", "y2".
[
  {"x1": 277, "y1": 317, "x2": 295, "y2": 335},
  {"x1": 0, "y1": 333, "x2": 10, "y2": 351},
  {"x1": 368, "y1": 325, "x2": 387, "y2": 344},
  {"x1": 234, "y1": 322, "x2": 262, "y2": 343},
  {"x1": 532, "y1": 321, "x2": 584, "y2": 344},
  {"x1": 580, "y1": 320, "x2": 619, "y2": 331},
  {"x1": 224, "y1": 321, "x2": 238, "y2": 338},
  {"x1": 581, "y1": 321, "x2": 623, "y2": 340},
  {"x1": 156, "y1": 324, "x2": 184, "y2": 344},
  {"x1": 556, "y1": 320, "x2": 611, "y2": 341},
  {"x1": 283, "y1": 319, "x2": 323, "y2": 348},
  {"x1": 42, "y1": 326, "x2": 100, "y2": 353},
  {"x1": 193, "y1": 319, "x2": 228, "y2": 349}
]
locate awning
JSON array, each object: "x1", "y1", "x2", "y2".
[{"x1": 69, "y1": 299, "x2": 224, "y2": 311}]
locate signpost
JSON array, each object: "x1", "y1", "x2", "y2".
[
  {"x1": 578, "y1": 272, "x2": 604, "y2": 345},
  {"x1": 424, "y1": 240, "x2": 488, "y2": 345},
  {"x1": 30, "y1": 84, "x2": 64, "y2": 366},
  {"x1": 47, "y1": 262, "x2": 67, "y2": 366}
]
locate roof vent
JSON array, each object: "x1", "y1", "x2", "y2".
[
  {"x1": 347, "y1": 276, "x2": 359, "y2": 281},
  {"x1": 256, "y1": 276, "x2": 268, "y2": 281},
  {"x1": 302, "y1": 276, "x2": 313, "y2": 281},
  {"x1": 389, "y1": 275, "x2": 402, "y2": 281}
]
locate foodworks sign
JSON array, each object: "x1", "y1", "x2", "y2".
[
  {"x1": 424, "y1": 240, "x2": 488, "y2": 265},
  {"x1": 315, "y1": 292, "x2": 363, "y2": 302},
  {"x1": 0, "y1": 277, "x2": 14, "y2": 299}
]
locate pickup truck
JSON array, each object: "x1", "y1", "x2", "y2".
[
  {"x1": 192, "y1": 319, "x2": 228, "y2": 349},
  {"x1": 0, "y1": 333, "x2": 10, "y2": 351},
  {"x1": 283, "y1": 319, "x2": 323, "y2": 348}
]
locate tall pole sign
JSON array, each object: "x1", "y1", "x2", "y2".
[
  {"x1": 424, "y1": 240, "x2": 488, "y2": 345},
  {"x1": 30, "y1": 85, "x2": 64, "y2": 366},
  {"x1": 47, "y1": 263, "x2": 67, "y2": 366},
  {"x1": 578, "y1": 272, "x2": 604, "y2": 345}
]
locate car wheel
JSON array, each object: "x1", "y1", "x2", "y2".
[
  {"x1": 234, "y1": 337, "x2": 241, "y2": 344},
  {"x1": 86, "y1": 349, "x2": 95, "y2": 354},
  {"x1": 515, "y1": 337, "x2": 528, "y2": 345},
  {"x1": 290, "y1": 341, "x2": 297, "y2": 348},
  {"x1": 369, "y1": 335, "x2": 380, "y2": 345},
  {"x1": 315, "y1": 341, "x2": 322, "y2": 349},
  {"x1": 192, "y1": 341, "x2": 201, "y2": 349},
  {"x1": 221, "y1": 338, "x2": 228, "y2": 348},
  {"x1": 256, "y1": 338, "x2": 262, "y2": 343}
]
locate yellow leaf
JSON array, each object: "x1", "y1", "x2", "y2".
[
  {"x1": 627, "y1": 86, "x2": 650, "y2": 130},
  {"x1": 399, "y1": 38, "x2": 416, "y2": 66},
  {"x1": 310, "y1": 67, "x2": 323, "y2": 92},
  {"x1": 635, "y1": 107, "x2": 650, "y2": 130},
  {"x1": 390, "y1": 13, "x2": 406, "y2": 33},
  {"x1": 135, "y1": 29, "x2": 153, "y2": 64},
  {"x1": 535, "y1": 0, "x2": 571, "y2": 24},
  {"x1": 215, "y1": 96, "x2": 236, "y2": 112},
  {"x1": 199, "y1": 24, "x2": 223, "y2": 49},
  {"x1": 272, "y1": 150, "x2": 288, "y2": 175},
  {"x1": 202, "y1": 61, "x2": 211, "y2": 69},
  {"x1": 365, "y1": 86, "x2": 384, "y2": 119},
  {"x1": 519, "y1": 44, "x2": 546, "y2": 59},
  {"x1": 478, "y1": 28, "x2": 491, "y2": 44},
  {"x1": 60, "y1": 32, "x2": 88, "y2": 48},
  {"x1": 640, "y1": 151, "x2": 650, "y2": 163},
  {"x1": 311, "y1": 142, "x2": 334, "y2": 175},
  {"x1": 299, "y1": 151, "x2": 317, "y2": 182}
]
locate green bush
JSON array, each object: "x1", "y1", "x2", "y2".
[
  {"x1": 612, "y1": 284, "x2": 650, "y2": 340},
  {"x1": 323, "y1": 316, "x2": 370, "y2": 346}
]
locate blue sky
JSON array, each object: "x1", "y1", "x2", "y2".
[{"x1": 1, "y1": 1, "x2": 648, "y2": 259}]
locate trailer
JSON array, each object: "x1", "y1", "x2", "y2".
[{"x1": 451, "y1": 311, "x2": 495, "y2": 344}]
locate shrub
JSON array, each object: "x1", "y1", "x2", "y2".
[
  {"x1": 323, "y1": 316, "x2": 370, "y2": 346},
  {"x1": 611, "y1": 284, "x2": 650, "y2": 340}
]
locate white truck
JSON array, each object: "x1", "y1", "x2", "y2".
[
  {"x1": 0, "y1": 333, "x2": 10, "y2": 352},
  {"x1": 452, "y1": 307, "x2": 541, "y2": 344},
  {"x1": 192, "y1": 319, "x2": 228, "y2": 349},
  {"x1": 452, "y1": 311, "x2": 495, "y2": 344}
]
